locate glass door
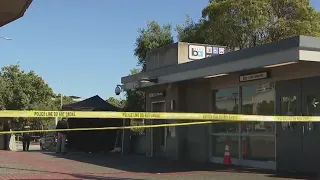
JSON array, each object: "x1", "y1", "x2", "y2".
[
  {"x1": 301, "y1": 76, "x2": 320, "y2": 173},
  {"x1": 275, "y1": 79, "x2": 303, "y2": 171},
  {"x1": 151, "y1": 101, "x2": 166, "y2": 157}
]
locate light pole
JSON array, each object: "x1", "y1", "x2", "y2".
[
  {"x1": 0, "y1": 36, "x2": 12, "y2": 40},
  {"x1": 47, "y1": 80, "x2": 63, "y2": 125},
  {"x1": 115, "y1": 84, "x2": 126, "y2": 154},
  {"x1": 60, "y1": 92, "x2": 63, "y2": 109}
]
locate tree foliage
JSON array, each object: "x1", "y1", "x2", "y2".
[
  {"x1": 134, "y1": 20, "x2": 174, "y2": 69},
  {"x1": 0, "y1": 65, "x2": 54, "y2": 110},
  {"x1": 52, "y1": 94, "x2": 76, "y2": 110},
  {"x1": 175, "y1": 0, "x2": 320, "y2": 49},
  {"x1": 0, "y1": 65, "x2": 75, "y2": 130},
  {"x1": 106, "y1": 97, "x2": 126, "y2": 109},
  {"x1": 124, "y1": 69, "x2": 146, "y2": 135},
  {"x1": 128, "y1": 21, "x2": 175, "y2": 112},
  {"x1": 124, "y1": 68, "x2": 145, "y2": 112},
  {"x1": 176, "y1": 15, "x2": 207, "y2": 44},
  {"x1": 200, "y1": 0, "x2": 320, "y2": 49}
]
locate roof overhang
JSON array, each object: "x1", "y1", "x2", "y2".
[
  {"x1": 121, "y1": 36, "x2": 320, "y2": 90},
  {"x1": 0, "y1": 0, "x2": 33, "y2": 27}
]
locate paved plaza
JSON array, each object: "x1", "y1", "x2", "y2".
[{"x1": 0, "y1": 150, "x2": 316, "y2": 180}]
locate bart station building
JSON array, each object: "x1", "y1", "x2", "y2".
[{"x1": 120, "y1": 36, "x2": 320, "y2": 173}]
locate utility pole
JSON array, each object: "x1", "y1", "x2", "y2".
[
  {"x1": 60, "y1": 80, "x2": 63, "y2": 109},
  {"x1": 48, "y1": 80, "x2": 63, "y2": 126},
  {"x1": 60, "y1": 93, "x2": 63, "y2": 109},
  {"x1": 55, "y1": 93, "x2": 62, "y2": 126}
]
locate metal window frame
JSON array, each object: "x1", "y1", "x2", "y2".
[{"x1": 209, "y1": 82, "x2": 277, "y2": 168}]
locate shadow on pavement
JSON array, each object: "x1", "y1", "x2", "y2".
[
  {"x1": 42, "y1": 152, "x2": 318, "y2": 179},
  {"x1": 0, "y1": 165, "x2": 147, "y2": 180},
  {"x1": 215, "y1": 168, "x2": 318, "y2": 180},
  {"x1": 44, "y1": 152, "x2": 213, "y2": 173},
  {"x1": 72, "y1": 174, "x2": 145, "y2": 180}
]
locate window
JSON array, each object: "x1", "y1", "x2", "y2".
[
  {"x1": 240, "y1": 82, "x2": 276, "y2": 162},
  {"x1": 241, "y1": 83, "x2": 276, "y2": 134},
  {"x1": 242, "y1": 136, "x2": 275, "y2": 161},
  {"x1": 212, "y1": 135, "x2": 239, "y2": 158},
  {"x1": 212, "y1": 87, "x2": 239, "y2": 133},
  {"x1": 305, "y1": 94, "x2": 320, "y2": 131},
  {"x1": 280, "y1": 95, "x2": 298, "y2": 130}
]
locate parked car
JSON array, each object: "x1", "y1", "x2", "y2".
[
  {"x1": 40, "y1": 132, "x2": 56, "y2": 151},
  {"x1": 40, "y1": 132, "x2": 68, "y2": 151}
]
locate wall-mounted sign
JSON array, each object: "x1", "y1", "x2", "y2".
[
  {"x1": 149, "y1": 92, "x2": 166, "y2": 98},
  {"x1": 239, "y1": 72, "x2": 268, "y2": 82},
  {"x1": 188, "y1": 44, "x2": 226, "y2": 60},
  {"x1": 219, "y1": 48, "x2": 225, "y2": 54},
  {"x1": 188, "y1": 45, "x2": 206, "y2": 60},
  {"x1": 213, "y1": 47, "x2": 219, "y2": 54}
]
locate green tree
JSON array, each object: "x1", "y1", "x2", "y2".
[
  {"x1": 106, "y1": 97, "x2": 126, "y2": 108},
  {"x1": 128, "y1": 20, "x2": 174, "y2": 111},
  {"x1": 134, "y1": 20, "x2": 174, "y2": 69},
  {"x1": 126, "y1": 21, "x2": 175, "y2": 134},
  {"x1": 176, "y1": 15, "x2": 207, "y2": 43},
  {"x1": 52, "y1": 94, "x2": 76, "y2": 110},
  {"x1": 0, "y1": 65, "x2": 55, "y2": 110},
  {"x1": 124, "y1": 69, "x2": 146, "y2": 135},
  {"x1": 0, "y1": 65, "x2": 56, "y2": 129},
  {"x1": 0, "y1": 76, "x2": 8, "y2": 110},
  {"x1": 202, "y1": 0, "x2": 272, "y2": 49},
  {"x1": 266, "y1": 0, "x2": 320, "y2": 42},
  {"x1": 124, "y1": 68, "x2": 145, "y2": 112},
  {"x1": 187, "y1": 0, "x2": 320, "y2": 49}
]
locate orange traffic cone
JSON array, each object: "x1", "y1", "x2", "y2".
[
  {"x1": 242, "y1": 139, "x2": 247, "y2": 157},
  {"x1": 223, "y1": 144, "x2": 232, "y2": 165}
]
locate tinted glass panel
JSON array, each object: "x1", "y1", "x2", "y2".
[
  {"x1": 305, "y1": 94, "x2": 320, "y2": 131},
  {"x1": 241, "y1": 83, "x2": 275, "y2": 134},
  {"x1": 212, "y1": 135, "x2": 239, "y2": 158},
  {"x1": 280, "y1": 95, "x2": 298, "y2": 130},
  {"x1": 212, "y1": 88, "x2": 239, "y2": 133},
  {"x1": 242, "y1": 136, "x2": 275, "y2": 161}
]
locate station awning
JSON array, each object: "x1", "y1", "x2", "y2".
[{"x1": 0, "y1": 0, "x2": 32, "y2": 27}]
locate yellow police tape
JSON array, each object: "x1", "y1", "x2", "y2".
[
  {"x1": 0, "y1": 121, "x2": 216, "y2": 135},
  {"x1": 0, "y1": 110, "x2": 318, "y2": 122}
]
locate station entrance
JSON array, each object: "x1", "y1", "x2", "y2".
[
  {"x1": 149, "y1": 101, "x2": 167, "y2": 157},
  {"x1": 276, "y1": 76, "x2": 320, "y2": 173}
]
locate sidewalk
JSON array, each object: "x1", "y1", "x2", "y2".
[
  {"x1": 14, "y1": 142, "x2": 41, "y2": 151},
  {"x1": 0, "y1": 150, "x2": 316, "y2": 180}
]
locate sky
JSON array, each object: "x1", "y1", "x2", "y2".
[{"x1": 0, "y1": 0, "x2": 319, "y2": 100}]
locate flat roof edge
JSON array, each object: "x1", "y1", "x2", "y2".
[
  {"x1": 121, "y1": 35, "x2": 320, "y2": 84},
  {"x1": 299, "y1": 35, "x2": 320, "y2": 50}
]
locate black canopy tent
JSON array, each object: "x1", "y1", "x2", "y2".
[{"x1": 61, "y1": 95, "x2": 122, "y2": 152}]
